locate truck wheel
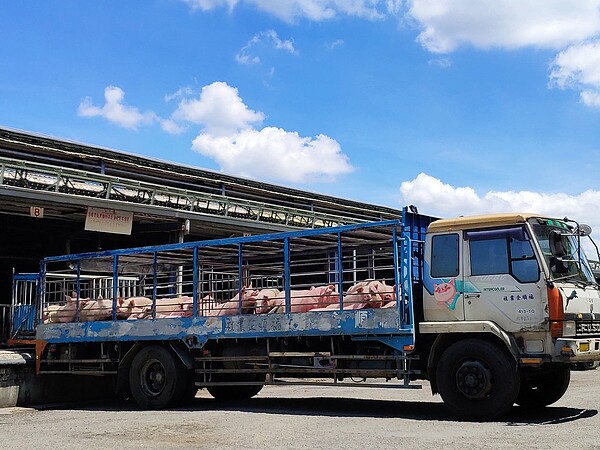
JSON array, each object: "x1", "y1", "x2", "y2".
[
  {"x1": 129, "y1": 345, "x2": 187, "y2": 409},
  {"x1": 573, "y1": 361, "x2": 599, "y2": 371},
  {"x1": 436, "y1": 339, "x2": 519, "y2": 421},
  {"x1": 207, "y1": 342, "x2": 265, "y2": 401},
  {"x1": 516, "y1": 365, "x2": 570, "y2": 409}
]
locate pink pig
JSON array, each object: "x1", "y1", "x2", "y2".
[
  {"x1": 255, "y1": 288, "x2": 281, "y2": 314},
  {"x1": 208, "y1": 287, "x2": 260, "y2": 316},
  {"x1": 310, "y1": 280, "x2": 394, "y2": 311},
  {"x1": 79, "y1": 296, "x2": 115, "y2": 322},
  {"x1": 269, "y1": 285, "x2": 337, "y2": 313},
  {"x1": 46, "y1": 292, "x2": 89, "y2": 323}
]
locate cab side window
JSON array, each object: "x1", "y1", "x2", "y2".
[
  {"x1": 431, "y1": 234, "x2": 459, "y2": 278},
  {"x1": 467, "y1": 227, "x2": 539, "y2": 283},
  {"x1": 470, "y1": 238, "x2": 509, "y2": 275}
]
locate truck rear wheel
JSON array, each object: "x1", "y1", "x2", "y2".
[
  {"x1": 436, "y1": 339, "x2": 519, "y2": 421},
  {"x1": 207, "y1": 342, "x2": 265, "y2": 401},
  {"x1": 129, "y1": 345, "x2": 188, "y2": 409},
  {"x1": 516, "y1": 365, "x2": 570, "y2": 409}
]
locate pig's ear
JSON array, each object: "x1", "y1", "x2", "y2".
[
  {"x1": 71, "y1": 291, "x2": 77, "y2": 298},
  {"x1": 97, "y1": 294, "x2": 103, "y2": 300},
  {"x1": 66, "y1": 295, "x2": 73, "y2": 302}
]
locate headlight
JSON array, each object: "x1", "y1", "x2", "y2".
[{"x1": 563, "y1": 320, "x2": 576, "y2": 337}]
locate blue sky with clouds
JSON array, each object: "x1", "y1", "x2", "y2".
[{"x1": 3, "y1": 1, "x2": 600, "y2": 236}]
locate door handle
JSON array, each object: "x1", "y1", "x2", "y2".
[{"x1": 464, "y1": 293, "x2": 481, "y2": 299}]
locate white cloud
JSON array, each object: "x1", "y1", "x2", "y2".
[
  {"x1": 236, "y1": 30, "x2": 297, "y2": 66},
  {"x1": 164, "y1": 86, "x2": 195, "y2": 102},
  {"x1": 549, "y1": 41, "x2": 600, "y2": 108},
  {"x1": 428, "y1": 57, "x2": 451, "y2": 68},
  {"x1": 171, "y1": 82, "x2": 353, "y2": 182},
  {"x1": 400, "y1": 173, "x2": 600, "y2": 249},
  {"x1": 328, "y1": 39, "x2": 345, "y2": 50},
  {"x1": 183, "y1": 0, "x2": 396, "y2": 22},
  {"x1": 160, "y1": 118, "x2": 187, "y2": 134},
  {"x1": 407, "y1": 0, "x2": 600, "y2": 53},
  {"x1": 182, "y1": 0, "x2": 237, "y2": 11},
  {"x1": 79, "y1": 81, "x2": 351, "y2": 183},
  {"x1": 580, "y1": 90, "x2": 600, "y2": 108},
  {"x1": 192, "y1": 127, "x2": 353, "y2": 182},
  {"x1": 172, "y1": 81, "x2": 265, "y2": 135},
  {"x1": 404, "y1": 2, "x2": 600, "y2": 109},
  {"x1": 78, "y1": 86, "x2": 158, "y2": 130}
]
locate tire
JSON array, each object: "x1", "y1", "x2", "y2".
[
  {"x1": 129, "y1": 345, "x2": 188, "y2": 409},
  {"x1": 436, "y1": 339, "x2": 519, "y2": 421},
  {"x1": 516, "y1": 365, "x2": 570, "y2": 409},
  {"x1": 207, "y1": 342, "x2": 265, "y2": 401},
  {"x1": 573, "y1": 361, "x2": 599, "y2": 371}
]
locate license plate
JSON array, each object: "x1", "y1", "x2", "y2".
[{"x1": 576, "y1": 322, "x2": 600, "y2": 335}]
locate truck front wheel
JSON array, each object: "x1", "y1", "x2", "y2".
[
  {"x1": 516, "y1": 365, "x2": 570, "y2": 409},
  {"x1": 436, "y1": 339, "x2": 519, "y2": 421},
  {"x1": 129, "y1": 345, "x2": 188, "y2": 409}
]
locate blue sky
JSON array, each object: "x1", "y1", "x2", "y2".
[{"x1": 3, "y1": 1, "x2": 600, "y2": 237}]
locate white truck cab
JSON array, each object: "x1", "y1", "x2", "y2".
[{"x1": 422, "y1": 213, "x2": 600, "y2": 365}]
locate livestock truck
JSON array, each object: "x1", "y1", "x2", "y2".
[{"x1": 7, "y1": 208, "x2": 600, "y2": 420}]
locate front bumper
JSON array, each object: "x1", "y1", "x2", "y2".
[{"x1": 553, "y1": 337, "x2": 600, "y2": 362}]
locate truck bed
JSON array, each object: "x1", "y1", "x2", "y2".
[{"x1": 11, "y1": 212, "x2": 434, "y2": 351}]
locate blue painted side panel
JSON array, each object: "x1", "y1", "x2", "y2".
[{"x1": 38, "y1": 309, "x2": 414, "y2": 348}]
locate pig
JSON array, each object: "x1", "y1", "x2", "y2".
[
  {"x1": 207, "y1": 287, "x2": 259, "y2": 316},
  {"x1": 269, "y1": 285, "x2": 337, "y2": 313},
  {"x1": 254, "y1": 288, "x2": 281, "y2": 314},
  {"x1": 309, "y1": 280, "x2": 391, "y2": 311},
  {"x1": 141, "y1": 296, "x2": 194, "y2": 316},
  {"x1": 367, "y1": 280, "x2": 396, "y2": 304},
  {"x1": 79, "y1": 297, "x2": 115, "y2": 322},
  {"x1": 43, "y1": 305, "x2": 61, "y2": 324},
  {"x1": 47, "y1": 293, "x2": 89, "y2": 323},
  {"x1": 116, "y1": 296, "x2": 152, "y2": 319},
  {"x1": 341, "y1": 281, "x2": 379, "y2": 309}
]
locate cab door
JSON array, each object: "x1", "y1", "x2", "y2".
[
  {"x1": 462, "y1": 227, "x2": 544, "y2": 331},
  {"x1": 422, "y1": 232, "x2": 465, "y2": 321}
]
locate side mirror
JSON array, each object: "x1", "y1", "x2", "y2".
[
  {"x1": 549, "y1": 230, "x2": 567, "y2": 258},
  {"x1": 577, "y1": 224, "x2": 593, "y2": 236}
]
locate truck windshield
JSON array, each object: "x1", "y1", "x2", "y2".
[{"x1": 528, "y1": 218, "x2": 595, "y2": 284}]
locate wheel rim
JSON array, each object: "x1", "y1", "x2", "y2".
[
  {"x1": 140, "y1": 358, "x2": 167, "y2": 397},
  {"x1": 456, "y1": 359, "x2": 492, "y2": 399}
]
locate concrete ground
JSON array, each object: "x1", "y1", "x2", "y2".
[{"x1": 1, "y1": 368, "x2": 598, "y2": 449}]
